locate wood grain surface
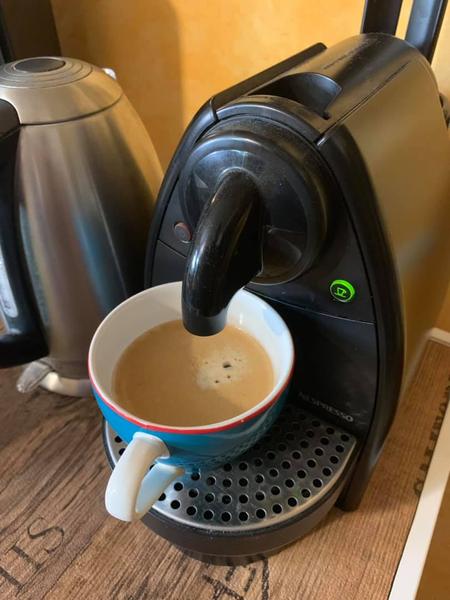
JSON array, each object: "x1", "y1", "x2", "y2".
[{"x1": 0, "y1": 341, "x2": 449, "y2": 600}]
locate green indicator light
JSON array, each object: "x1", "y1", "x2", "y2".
[{"x1": 330, "y1": 279, "x2": 356, "y2": 303}]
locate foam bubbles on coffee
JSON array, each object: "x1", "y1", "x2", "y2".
[
  {"x1": 196, "y1": 350, "x2": 247, "y2": 389},
  {"x1": 113, "y1": 319, "x2": 274, "y2": 427}
]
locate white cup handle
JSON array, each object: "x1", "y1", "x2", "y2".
[{"x1": 105, "y1": 432, "x2": 184, "y2": 521}]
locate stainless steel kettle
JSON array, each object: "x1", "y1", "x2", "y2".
[{"x1": 0, "y1": 56, "x2": 162, "y2": 395}]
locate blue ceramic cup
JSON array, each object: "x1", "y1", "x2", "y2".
[{"x1": 89, "y1": 281, "x2": 294, "y2": 521}]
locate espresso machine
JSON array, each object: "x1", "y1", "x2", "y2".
[
  {"x1": 0, "y1": 56, "x2": 161, "y2": 395},
  {"x1": 104, "y1": 0, "x2": 450, "y2": 562}
]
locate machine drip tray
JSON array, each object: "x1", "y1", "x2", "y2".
[{"x1": 103, "y1": 402, "x2": 358, "y2": 563}]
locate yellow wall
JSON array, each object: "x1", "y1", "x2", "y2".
[
  {"x1": 439, "y1": 288, "x2": 450, "y2": 331},
  {"x1": 50, "y1": 0, "x2": 450, "y2": 329}
]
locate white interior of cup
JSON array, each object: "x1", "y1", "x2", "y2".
[{"x1": 89, "y1": 281, "x2": 294, "y2": 430}]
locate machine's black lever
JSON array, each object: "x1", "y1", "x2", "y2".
[
  {"x1": 361, "y1": 0, "x2": 403, "y2": 35},
  {"x1": 182, "y1": 171, "x2": 264, "y2": 336},
  {"x1": 405, "y1": 0, "x2": 448, "y2": 62},
  {"x1": 361, "y1": 0, "x2": 447, "y2": 63}
]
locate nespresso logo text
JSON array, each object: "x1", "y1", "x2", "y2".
[{"x1": 298, "y1": 392, "x2": 354, "y2": 422}]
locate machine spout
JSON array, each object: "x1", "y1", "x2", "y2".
[{"x1": 182, "y1": 171, "x2": 264, "y2": 336}]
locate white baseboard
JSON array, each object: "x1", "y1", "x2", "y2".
[
  {"x1": 428, "y1": 327, "x2": 450, "y2": 347},
  {"x1": 389, "y1": 395, "x2": 450, "y2": 600}
]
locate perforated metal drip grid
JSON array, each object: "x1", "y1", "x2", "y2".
[{"x1": 104, "y1": 403, "x2": 356, "y2": 533}]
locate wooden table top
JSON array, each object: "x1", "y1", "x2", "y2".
[{"x1": 0, "y1": 340, "x2": 449, "y2": 600}]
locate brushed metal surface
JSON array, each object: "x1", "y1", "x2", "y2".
[
  {"x1": 344, "y1": 58, "x2": 450, "y2": 387},
  {"x1": 13, "y1": 86, "x2": 162, "y2": 379},
  {"x1": 0, "y1": 56, "x2": 122, "y2": 123}
]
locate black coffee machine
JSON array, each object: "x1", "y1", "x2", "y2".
[{"x1": 104, "y1": 0, "x2": 450, "y2": 562}]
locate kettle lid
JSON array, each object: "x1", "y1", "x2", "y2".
[{"x1": 0, "y1": 56, "x2": 122, "y2": 124}]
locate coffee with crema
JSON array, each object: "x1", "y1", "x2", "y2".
[{"x1": 113, "y1": 319, "x2": 274, "y2": 426}]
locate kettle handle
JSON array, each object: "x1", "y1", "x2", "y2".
[{"x1": 0, "y1": 100, "x2": 47, "y2": 367}]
